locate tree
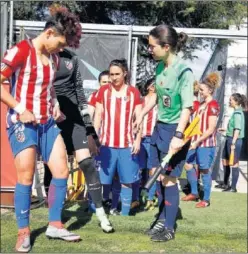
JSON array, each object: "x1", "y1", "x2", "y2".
[{"x1": 12, "y1": 1, "x2": 247, "y2": 86}]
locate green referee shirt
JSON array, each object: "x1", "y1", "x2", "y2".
[
  {"x1": 226, "y1": 107, "x2": 245, "y2": 139},
  {"x1": 155, "y1": 56, "x2": 194, "y2": 123}
]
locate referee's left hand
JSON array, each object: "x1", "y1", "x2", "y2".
[{"x1": 169, "y1": 136, "x2": 184, "y2": 154}]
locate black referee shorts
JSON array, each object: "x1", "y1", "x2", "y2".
[{"x1": 57, "y1": 118, "x2": 89, "y2": 155}]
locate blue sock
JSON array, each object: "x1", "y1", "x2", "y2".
[
  {"x1": 231, "y1": 167, "x2": 239, "y2": 189},
  {"x1": 132, "y1": 180, "x2": 140, "y2": 201},
  {"x1": 202, "y1": 172, "x2": 212, "y2": 201},
  {"x1": 120, "y1": 187, "x2": 132, "y2": 216},
  {"x1": 164, "y1": 184, "x2": 179, "y2": 231},
  {"x1": 48, "y1": 178, "x2": 67, "y2": 222},
  {"x1": 103, "y1": 184, "x2": 111, "y2": 201},
  {"x1": 148, "y1": 181, "x2": 156, "y2": 201},
  {"x1": 111, "y1": 180, "x2": 121, "y2": 210},
  {"x1": 156, "y1": 181, "x2": 165, "y2": 221},
  {"x1": 14, "y1": 183, "x2": 32, "y2": 229},
  {"x1": 186, "y1": 167, "x2": 198, "y2": 196}
]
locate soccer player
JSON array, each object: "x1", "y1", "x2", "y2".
[
  {"x1": 181, "y1": 80, "x2": 200, "y2": 197},
  {"x1": 181, "y1": 73, "x2": 220, "y2": 207},
  {"x1": 94, "y1": 59, "x2": 142, "y2": 216},
  {"x1": 138, "y1": 78, "x2": 158, "y2": 211},
  {"x1": 45, "y1": 48, "x2": 114, "y2": 232},
  {"x1": 135, "y1": 25, "x2": 194, "y2": 242},
  {"x1": 0, "y1": 7, "x2": 81, "y2": 252},
  {"x1": 88, "y1": 70, "x2": 110, "y2": 120},
  {"x1": 220, "y1": 93, "x2": 247, "y2": 192},
  {"x1": 87, "y1": 70, "x2": 114, "y2": 209}
]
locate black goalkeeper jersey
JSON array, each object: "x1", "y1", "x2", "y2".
[{"x1": 54, "y1": 49, "x2": 88, "y2": 119}]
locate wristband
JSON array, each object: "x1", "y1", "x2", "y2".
[
  {"x1": 231, "y1": 142, "x2": 236, "y2": 145},
  {"x1": 13, "y1": 103, "x2": 26, "y2": 114},
  {"x1": 174, "y1": 131, "x2": 184, "y2": 140}
]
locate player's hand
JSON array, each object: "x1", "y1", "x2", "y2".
[
  {"x1": 56, "y1": 111, "x2": 66, "y2": 123},
  {"x1": 231, "y1": 144, "x2": 236, "y2": 150},
  {"x1": 169, "y1": 136, "x2": 184, "y2": 154},
  {"x1": 131, "y1": 139, "x2": 140, "y2": 155},
  {"x1": 133, "y1": 115, "x2": 143, "y2": 134},
  {"x1": 19, "y1": 110, "x2": 37, "y2": 125},
  {"x1": 53, "y1": 104, "x2": 62, "y2": 121},
  {"x1": 190, "y1": 140, "x2": 199, "y2": 150}
]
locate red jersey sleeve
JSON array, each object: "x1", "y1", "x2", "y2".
[
  {"x1": 208, "y1": 100, "x2": 220, "y2": 116},
  {"x1": 133, "y1": 87, "x2": 142, "y2": 107},
  {"x1": 1, "y1": 42, "x2": 26, "y2": 79},
  {"x1": 192, "y1": 100, "x2": 200, "y2": 113},
  {"x1": 88, "y1": 91, "x2": 97, "y2": 107},
  {"x1": 95, "y1": 85, "x2": 108, "y2": 104}
]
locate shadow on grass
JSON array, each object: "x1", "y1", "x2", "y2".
[
  {"x1": 30, "y1": 225, "x2": 47, "y2": 247},
  {"x1": 61, "y1": 200, "x2": 93, "y2": 231}
]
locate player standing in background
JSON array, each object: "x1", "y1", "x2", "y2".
[
  {"x1": 88, "y1": 70, "x2": 110, "y2": 120},
  {"x1": 94, "y1": 59, "x2": 143, "y2": 216},
  {"x1": 182, "y1": 73, "x2": 220, "y2": 207},
  {"x1": 136, "y1": 78, "x2": 158, "y2": 211}
]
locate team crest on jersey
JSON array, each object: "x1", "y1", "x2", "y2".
[
  {"x1": 14, "y1": 124, "x2": 25, "y2": 133},
  {"x1": 65, "y1": 60, "x2": 73, "y2": 70},
  {"x1": 210, "y1": 107, "x2": 218, "y2": 115},
  {"x1": 163, "y1": 95, "x2": 171, "y2": 107},
  {"x1": 123, "y1": 96, "x2": 130, "y2": 102}
]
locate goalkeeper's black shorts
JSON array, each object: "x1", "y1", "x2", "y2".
[{"x1": 57, "y1": 117, "x2": 88, "y2": 155}]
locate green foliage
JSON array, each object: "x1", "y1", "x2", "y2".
[{"x1": 13, "y1": 1, "x2": 247, "y2": 29}]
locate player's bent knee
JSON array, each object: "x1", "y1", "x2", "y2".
[{"x1": 79, "y1": 157, "x2": 99, "y2": 183}]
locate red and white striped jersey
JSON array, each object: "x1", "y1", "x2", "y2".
[
  {"x1": 190, "y1": 100, "x2": 200, "y2": 122},
  {"x1": 1, "y1": 39, "x2": 59, "y2": 127},
  {"x1": 192, "y1": 100, "x2": 220, "y2": 147},
  {"x1": 88, "y1": 90, "x2": 98, "y2": 107},
  {"x1": 142, "y1": 97, "x2": 157, "y2": 137},
  {"x1": 96, "y1": 84, "x2": 142, "y2": 148}
]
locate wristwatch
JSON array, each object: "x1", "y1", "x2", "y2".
[{"x1": 174, "y1": 131, "x2": 184, "y2": 140}]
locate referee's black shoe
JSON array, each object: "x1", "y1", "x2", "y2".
[{"x1": 150, "y1": 227, "x2": 175, "y2": 242}]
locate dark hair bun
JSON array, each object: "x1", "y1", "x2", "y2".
[{"x1": 176, "y1": 32, "x2": 188, "y2": 52}]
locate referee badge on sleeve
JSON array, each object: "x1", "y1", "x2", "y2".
[{"x1": 163, "y1": 95, "x2": 171, "y2": 108}]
